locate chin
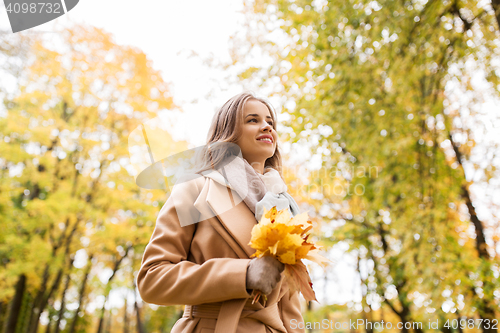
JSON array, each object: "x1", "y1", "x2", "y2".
[
  {"x1": 252, "y1": 151, "x2": 273, "y2": 160},
  {"x1": 264, "y1": 150, "x2": 275, "y2": 159}
]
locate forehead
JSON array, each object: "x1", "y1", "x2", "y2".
[{"x1": 242, "y1": 99, "x2": 272, "y2": 117}]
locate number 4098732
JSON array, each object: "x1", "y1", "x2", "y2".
[
  {"x1": 444, "y1": 319, "x2": 498, "y2": 330},
  {"x1": 5, "y1": 2, "x2": 62, "y2": 14}
]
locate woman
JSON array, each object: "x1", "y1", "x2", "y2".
[{"x1": 137, "y1": 92, "x2": 306, "y2": 333}]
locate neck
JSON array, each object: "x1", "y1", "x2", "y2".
[{"x1": 244, "y1": 159, "x2": 265, "y2": 175}]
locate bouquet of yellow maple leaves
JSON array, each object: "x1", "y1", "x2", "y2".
[{"x1": 248, "y1": 206, "x2": 330, "y2": 304}]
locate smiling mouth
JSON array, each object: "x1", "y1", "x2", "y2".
[{"x1": 257, "y1": 138, "x2": 273, "y2": 144}]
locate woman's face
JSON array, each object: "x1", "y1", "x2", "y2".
[{"x1": 236, "y1": 99, "x2": 278, "y2": 169}]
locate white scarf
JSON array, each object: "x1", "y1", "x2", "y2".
[{"x1": 211, "y1": 156, "x2": 300, "y2": 221}]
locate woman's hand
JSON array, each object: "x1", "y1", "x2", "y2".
[{"x1": 246, "y1": 256, "x2": 285, "y2": 295}]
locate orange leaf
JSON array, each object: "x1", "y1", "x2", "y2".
[{"x1": 284, "y1": 261, "x2": 317, "y2": 303}]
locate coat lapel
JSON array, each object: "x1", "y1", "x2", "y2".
[
  {"x1": 203, "y1": 172, "x2": 257, "y2": 259},
  {"x1": 194, "y1": 171, "x2": 293, "y2": 302}
]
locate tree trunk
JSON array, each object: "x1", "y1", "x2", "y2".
[
  {"x1": 26, "y1": 219, "x2": 69, "y2": 333},
  {"x1": 55, "y1": 266, "x2": 73, "y2": 333},
  {"x1": 447, "y1": 132, "x2": 498, "y2": 333},
  {"x1": 43, "y1": 297, "x2": 58, "y2": 333},
  {"x1": 105, "y1": 309, "x2": 112, "y2": 333},
  {"x1": 0, "y1": 301, "x2": 5, "y2": 329},
  {"x1": 447, "y1": 132, "x2": 489, "y2": 258},
  {"x1": 29, "y1": 255, "x2": 74, "y2": 333},
  {"x1": 28, "y1": 218, "x2": 80, "y2": 333},
  {"x1": 44, "y1": 317, "x2": 52, "y2": 333},
  {"x1": 26, "y1": 265, "x2": 50, "y2": 333},
  {"x1": 96, "y1": 295, "x2": 109, "y2": 333},
  {"x1": 123, "y1": 294, "x2": 129, "y2": 333},
  {"x1": 68, "y1": 254, "x2": 94, "y2": 333},
  {"x1": 96, "y1": 246, "x2": 131, "y2": 333},
  {"x1": 491, "y1": 0, "x2": 500, "y2": 31},
  {"x1": 476, "y1": 283, "x2": 498, "y2": 333},
  {"x1": 3, "y1": 274, "x2": 26, "y2": 333},
  {"x1": 306, "y1": 301, "x2": 312, "y2": 333},
  {"x1": 460, "y1": 184, "x2": 489, "y2": 258},
  {"x1": 133, "y1": 278, "x2": 144, "y2": 333}
]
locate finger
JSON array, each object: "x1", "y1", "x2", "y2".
[
  {"x1": 277, "y1": 262, "x2": 285, "y2": 272},
  {"x1": 268, "y1": 257, "x2": 283, "y2": 269},
  {"x1": 262, "y1": 256, "x2": 273, "y2": 263},
  {"x1": 269, "y1": 280, "x2": 277, "y2": 290}
]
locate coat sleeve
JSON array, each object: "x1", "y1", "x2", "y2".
[
  {"x1": 278, "y1": 289, "x2": 306, "y2": 333},
  {"x1": 137, "y1": 177, "x2": 252, "y2": 306}
]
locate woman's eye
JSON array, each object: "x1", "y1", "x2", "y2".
[{"x1": 248, "y1": 118, "x2": 272, "y2": 126}]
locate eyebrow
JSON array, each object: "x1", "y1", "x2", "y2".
[{"x1": 245, "y1": 114, "x2": 273, "y2": 119}]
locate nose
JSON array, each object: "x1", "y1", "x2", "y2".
[{"x1": 261, "y1": 121, "x2": 273, "y2": 132}]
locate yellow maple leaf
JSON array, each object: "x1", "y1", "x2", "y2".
[{"x1": 248, "y1": 206, "x2": 331, "y2": 303}]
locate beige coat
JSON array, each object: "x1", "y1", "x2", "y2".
[{"x1": 137, "y1": 170, "x2": 306, "y2": 333}]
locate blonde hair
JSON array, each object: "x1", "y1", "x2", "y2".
[{"x1": 194, "y1": 92, "x2": 283, "y2": 176}]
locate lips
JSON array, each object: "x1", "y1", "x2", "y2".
[{"x1": 256, "y1": 135, "x2": 273, "y2": 143}]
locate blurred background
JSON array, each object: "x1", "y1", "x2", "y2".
[{"x1": 1, "y1": 0, "x2": 500, "y2": 332}]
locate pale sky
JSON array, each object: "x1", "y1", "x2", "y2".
[{"x1": 0, "y1": 0, "x2": 250, "y2": 146}]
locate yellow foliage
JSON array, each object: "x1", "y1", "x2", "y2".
[{"x1": 249, "y1": 207, "x2": 328, "y2": 266}]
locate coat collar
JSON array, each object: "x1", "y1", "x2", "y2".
[
  {"x1": 200, "y1": 169, "x2": 257, "y2": 258},
  {"x1": 200, "y1": 168, "x2": 234, "y2": 189}
]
